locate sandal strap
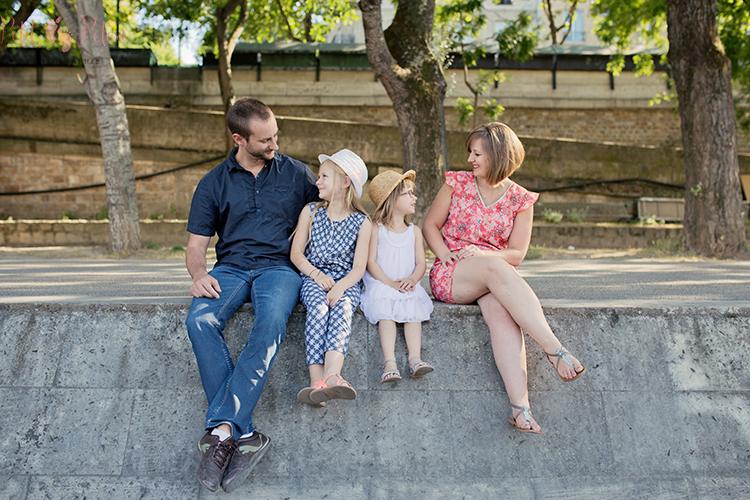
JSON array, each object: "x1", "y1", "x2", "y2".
[
  {"x1": 510, "y1": 403, "x2": 532, "y2": 426},
  {"x1": 321, "y1": 373, "x2": 351, "y2": 388},
  {"x1": 547, "y1": 347, "x2": 575, "y2": 369},
  {"x1": 383, "y1": 359, "x2": 397, "y2": 368}
]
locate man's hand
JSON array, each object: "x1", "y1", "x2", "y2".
[{"x1": 191, "y1": 273, "x2": 221, "y2": 298}]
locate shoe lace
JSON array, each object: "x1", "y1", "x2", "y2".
[{"x1": 211, "y1": 439, "x2": 236, "y2": 468}]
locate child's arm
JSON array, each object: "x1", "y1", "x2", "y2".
[
  {"x1": 394, "y1": 226, "x2": 427, "y2": 292},
  {"x1": 326, "y1": 218, "x2": 373, "y2": 307},
  {"x1": 290, "y1": 206, "x2": 335, "y2": 291},
  {"x1": 366, "y1": 223, "x2": 401, "y2": 291}
]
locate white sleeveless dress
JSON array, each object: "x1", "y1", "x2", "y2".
[{"x1": 360, "y1": 224, "x2": 434, "y2": 324}]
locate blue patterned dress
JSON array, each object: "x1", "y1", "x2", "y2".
[{"x1": 299, "y1": 203, "x2": 367, "y2": 365}]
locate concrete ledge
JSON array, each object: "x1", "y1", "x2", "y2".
[
  {"x1": 1, "y1": 303, "x2": 748, "y2": 498},
  {"x1": 1, "y1": 219, "x2": 727, "y2": 249}
]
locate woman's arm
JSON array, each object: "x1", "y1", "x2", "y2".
[
  {"x1": 502, "y1": 205, "x2": 533, "y2": 266},
  {"x1": 326, "y1": 218, "x2": 373, "y2": 306},
  {"x1": 422, "y1": 183, "x2": 460, "y2": 265},
  {"x1": 366, "y1": 223, "x2": 400, "y2": 290},
  {"x1": 290, "y1": 206, "x2": 335, "y2": 290}
]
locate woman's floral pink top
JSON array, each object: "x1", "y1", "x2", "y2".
[{"x1": 429, "y1": 171, "x2": 538, "y2": 303}]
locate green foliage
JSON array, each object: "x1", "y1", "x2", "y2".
[
  {"x1": 96, "y1": 205, "x2": 109, "y2": 220},
  {"x1": 496, "y1": 11, "x2": 539, "y2": 64},
  {"x1": 436, "y1": 1, "x2": 536, "y2": 128},
  {"x1": 591, "y1": 0, "x2": 750, "y2": 136},
  {"x1": 59, "y1": 210, "x2": 74, "y2": 220},
  {"x1": 169, "y1": 203, "x2": 178, "y2": 217},
  {"x1": 480, "y1": 98, "x2": 504, "y2": 121},
  {"x1": 542, "y1": 208, "x2": 563, "y2": 223},
  {"x1": 144, "y1": 239, "x2": 159, "y2": 249},
  {"x1": 139, "y1": 0, "x2": 357, "y2": 61},
  {"x1": 566, "y1": 207, "x2": 589, "y2": 223},
  {"x1": 455, "y1": 97, "x2": 474, "y2": 126},
  {"x1": 3, "y1": 0, "x2": 178, "y2": 65},
  {"x1": 148, "y1": 212, "x2": 163, "y2": 220},
  {"x1": 170, "y1": 245, "x2": 184, "y2": 252}
]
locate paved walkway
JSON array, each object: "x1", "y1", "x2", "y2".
[{"x1": 1, "y1": 250, "x2": 748, "y2": 307}]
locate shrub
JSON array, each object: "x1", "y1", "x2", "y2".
[{"x1": 542, "y1": 208, "x2": 563, "y2": 223}]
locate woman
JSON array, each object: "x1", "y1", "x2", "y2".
[{"x1": 423, "y1": 122, "x2": 585, "y2": 434}]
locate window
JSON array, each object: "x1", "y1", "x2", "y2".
[
  {"x1": 498, "y1": 0, "x2": 512, "y2": 4},
  {"x1": 568, "y1": 10, "x2": 584, "y2": 43}
]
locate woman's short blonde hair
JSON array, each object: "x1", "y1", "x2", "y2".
[{"x1": 465, "y1": 122, "x2": 525, "y2": 186}]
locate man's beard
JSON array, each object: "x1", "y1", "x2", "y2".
[{"x1": 245, "y1": 145, "x2": 274, "y2": 162}]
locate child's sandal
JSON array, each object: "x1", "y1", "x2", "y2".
[
  {"x1": 297, "y1": 379, "x2": 327, "y2": 407},
  {"x1": 544, "y1": 347, "x2": 586, "y2": 381},
  {"x1": 508, "y1": 403, "x2": 542, "y2": 434},
  {"x1": 381, "y1": 359, "x2": 402, "y2": 383},
  {"x1": 408, "y1": 356, "x2": 434, "y2": 378},
  {"x1": 310, "y1": 373, "x2": 357, "y2": 403}
]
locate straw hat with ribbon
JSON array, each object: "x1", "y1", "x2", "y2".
[{"x1": 368, "y1": 169, "x2": 416, "y2": 213}]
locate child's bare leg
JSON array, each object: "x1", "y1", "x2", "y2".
[
  {"x1": 477, "y1": 293, "x2": 540, "y2": 433},
  {"x1": 403, "y1": 322, "x2": 422, "y2": 361},
  {"x1": 378, "y1": 320, "x2": 397, "y2": 365},
  {"x1": 323, "y1": 350, "x2": 346, "y2": 377},
  {"x1": 453, "y1": 256, "x2": 583, "y2": 380},
  {"x1": 308, "y1": 364, "x2": 324, "y2": 386}
]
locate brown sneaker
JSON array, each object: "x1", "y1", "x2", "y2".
[
  {"x1": 221, "y1": 432, "x2": 271, "y2": 493},
  {"x1": 197, "y1": 431, "x2": 235, "y2": 492}
]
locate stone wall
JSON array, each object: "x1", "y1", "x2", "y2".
[
  {"x1": 2, "y1": 100, "x2": 749, "y2": 220},
  {"x1": 6, "y1": 219, "x2": 739, "y2": 250}
]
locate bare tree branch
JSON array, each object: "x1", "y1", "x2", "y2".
[{"x1": 275, "y1": 0, "x2": 302, "y2": 42}]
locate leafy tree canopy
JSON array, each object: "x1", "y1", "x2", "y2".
[{"x1": 591, "y1": 0, "x2": 750, "y2": 128}]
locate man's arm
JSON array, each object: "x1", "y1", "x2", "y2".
[{"x1": 186, "y1": 233, "x2": 221, "y2": 298}]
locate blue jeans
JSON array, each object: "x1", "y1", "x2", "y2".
[{"x1": 185, "y1": 264, "x2": 301, "y2": 439}]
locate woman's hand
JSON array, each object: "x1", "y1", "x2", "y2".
[
  {"x1": 440, "y1": 251, "x2": 462, "y2": 266},
  {"x1": 457, "y1": 245, "x2": 486, "y2": 259},
  {"x1": 313, "y1": 270, "x2": 335, "y2": 291},
  {"x1": 395, "y1": 277, "x2": 417, "y2": 292}
]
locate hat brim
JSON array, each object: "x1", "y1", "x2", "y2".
[{"x1": 374, "y1": 169, "x2": 416, "y2": 213}]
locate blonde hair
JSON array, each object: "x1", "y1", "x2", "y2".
[
  {"x1": 307, "y1": 162, "x2": 369, "y2": 243},
  {"x1": 465, "y1": 122, "x2": 525, "y2": 186},
  {"x1": 373, "y1": 178, "x2": 414, "y2": 228}
]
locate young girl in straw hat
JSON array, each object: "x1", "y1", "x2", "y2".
[
  {"x1": 291, "y1": 149, "x2": 372, "y2": 406},
  {"x1": 360, "y1": 169, "x2": 434, "y2": 383}
]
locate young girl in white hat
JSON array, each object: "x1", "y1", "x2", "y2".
[
  {"x1": 291, "y1": 149, "x2": 372, "y2": 406},
  {"x1": 360, "y1": 169, "x2": 434, "y2": 383}
]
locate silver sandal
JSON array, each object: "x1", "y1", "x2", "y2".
[
  {"x1": 508, "y1": 403, "x2": 542, "y2": 434},
  {"x1": 381, "y1": 359, "x2": 402, "y2": 383}
]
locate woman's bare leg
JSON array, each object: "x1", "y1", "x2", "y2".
[
  {"x1": 452, "y1": 256, "x2": 583, "y2": 380},
  {"x1": 477, "y1": 293, "x2": 540, "y2": 432}
]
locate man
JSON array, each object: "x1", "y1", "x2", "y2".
[{"x1": 185, "y1": 97, "x2": 318, "y2": 493}]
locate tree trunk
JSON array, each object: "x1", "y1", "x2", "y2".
[
  {"x1": 667, "y1": 0, "x2": 747, "y2": 258},
  {"x1": 57, "y1": 0, "x2": 141, "y2": 251},
  {"x1": 216, "y1": 0, "x2": 248, "y2": 152},
  {"x1": 359, "y1": 0, "x2": 449, "y2": 223}
]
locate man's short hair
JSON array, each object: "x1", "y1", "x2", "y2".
[{"x1": 227, "y1": 97, "x2": 273, "y2": 139}]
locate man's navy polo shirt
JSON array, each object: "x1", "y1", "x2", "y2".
[{"x1": 187, "y1": 148, "x2": 319, "y2": 271}]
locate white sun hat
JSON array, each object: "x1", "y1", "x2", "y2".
[{"x1": 318, "y1": 149, "x2": 368, "y2": 199}]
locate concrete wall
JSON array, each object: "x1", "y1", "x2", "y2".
[{"x1": 1, "y1": 302, "x2": 748, "y2": 497}]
